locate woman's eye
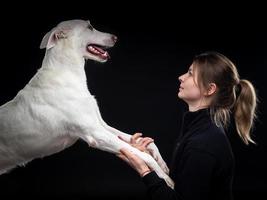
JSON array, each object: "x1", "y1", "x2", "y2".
[{"x1": 88, "y1": 24, "x2": 94, "y2": 31}]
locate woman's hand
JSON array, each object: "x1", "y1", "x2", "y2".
[
  {"x1": 118, "y1": 148, "x2": 152, "y2": 177},
  {"x1": 117, "y1": 133, "x2": 154, "y2": 176},
  {"x1": 118, "y1": 133, "x2": 154, "y2": 154}
]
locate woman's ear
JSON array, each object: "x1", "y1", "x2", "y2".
[{"x1": 205, "y1": 83, "x2": 217, "y2": 96}]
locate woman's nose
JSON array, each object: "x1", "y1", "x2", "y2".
[{"x1": 178, "y1": 75, "x2": 183, "y2": 82}]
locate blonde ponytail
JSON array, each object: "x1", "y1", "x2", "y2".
[{"x1": 234, "y1": 79, "x2": 257, "y2": 145}]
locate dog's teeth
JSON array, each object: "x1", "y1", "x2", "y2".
[{"x1": 88, "y1": 45, "x2": 109, "y2": 59}]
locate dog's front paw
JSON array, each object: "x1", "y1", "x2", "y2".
[
  {"x1": 164, "y1": 175, "x2": 175, "y2": 189},
  {"x1": 157, "y1": 157, "x2": 170, "y2": 175},
  {"x1": 147, "y1": 143, "x2": 169, "y2": 174}
]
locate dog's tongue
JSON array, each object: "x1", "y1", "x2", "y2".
[
  {"x1": 93, "y1": 46, "x2": 105, "y2": 54},
  {"x1": 88, "y1": 45, "x2": 110, "y2": 59}
]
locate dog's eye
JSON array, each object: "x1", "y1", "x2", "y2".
[{"x1": 88, "y1": 24, "x2": 94, "y2": 31}]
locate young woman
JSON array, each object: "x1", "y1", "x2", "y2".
[{"x1": 117, "y1": 51, "x2": 257, "y2": 200}]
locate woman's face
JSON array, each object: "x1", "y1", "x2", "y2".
[{"x1": 178, "y1": 64, "x2": 203, "y2": 106}]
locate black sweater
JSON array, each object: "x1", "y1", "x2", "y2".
[{"x1": 142, "y1": 108, "x2": 234, "y2": 200}]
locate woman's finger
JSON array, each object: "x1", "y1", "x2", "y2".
[
  {"x1": 130, "y1": 133, "x2": 142, "y2": 144},
  {"x1": 139, "y1": 137, "x2": 153, "y2": 145},
  {"x1": 140, "y1": 138, "x2": 154, "y2": 148},
  {"x1": 117, "y1": 153, "x2": 130, "y2": 164},
  {"x1": 120, "y1": 148, "x2": 132, "y2": 157}
]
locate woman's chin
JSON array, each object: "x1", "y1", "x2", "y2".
[{"x1": 178, "y1": 92, "x2": 183, "y2": 99}]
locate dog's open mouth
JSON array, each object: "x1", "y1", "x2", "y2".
[{"x1": 87, "y1": 44, "x2": 110, "y2": 60}]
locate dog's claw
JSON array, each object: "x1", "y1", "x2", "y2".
[{"x1": 165, "y1": 176, "x2": 175, "y2": 189}]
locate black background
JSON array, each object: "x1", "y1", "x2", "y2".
[{"x1": 0, "y1": 3, "x2": 266, "y2": 200}]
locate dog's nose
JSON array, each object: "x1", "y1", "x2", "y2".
[{"x1": 112, "y1": 35, "x2": 118, "y2": 43}]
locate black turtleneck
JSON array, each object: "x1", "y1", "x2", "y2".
[{"x1": 142, "y1": 108, "x2": 234, "y2": 200}]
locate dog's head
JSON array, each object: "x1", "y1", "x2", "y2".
[{"x1": 40, "y1": 19, "x2": 117, "y2": 62}]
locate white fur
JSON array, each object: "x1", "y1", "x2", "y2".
[{"x1": 0, "y1": 19, "x2": 173, "y2": 188}]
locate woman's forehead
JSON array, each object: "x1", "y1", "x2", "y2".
[{"x1": 189, "y1": 64, "x2": 194, "y2": 69}]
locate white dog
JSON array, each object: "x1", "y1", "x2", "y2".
[{"x1": 0, "y1": 19, "x2": 174, "y2": 188}]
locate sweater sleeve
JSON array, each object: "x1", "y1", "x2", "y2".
[
  {"x1": 142, "y1": 148, "x2": 216, "y2": 200},
  {"x1": 142, "y1": 171, "x2": 181, "y2": 200}
]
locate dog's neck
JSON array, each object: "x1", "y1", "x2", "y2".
[
  {"x1": 29, "y1": 46, "x2": 89, "y2": 92},
  {"x1": 42, "y1": 47, "x2": 85, "y2": 72}
]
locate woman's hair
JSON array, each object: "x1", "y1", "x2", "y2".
[{"x1": 192, "y1": 51, "x2": 257, "y2": 145}]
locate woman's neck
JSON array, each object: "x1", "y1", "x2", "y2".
[
  {"x1": 187, "y1": 97, "x2": 211, "y2": 112},
  {"x1": 188, "y1": 105, "x2": 209, "y2": 112}
]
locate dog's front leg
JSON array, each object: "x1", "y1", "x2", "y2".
[
  {"x1": 79, "y1": 126, "x2": 174, "y2": 189},
  {"x1": 94, "y1": 107, "x2": 169, "y2": 174}
]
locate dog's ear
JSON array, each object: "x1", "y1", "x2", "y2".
[{"x1": 40, "y1": 28, "x2": 67, "y2": 50}]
